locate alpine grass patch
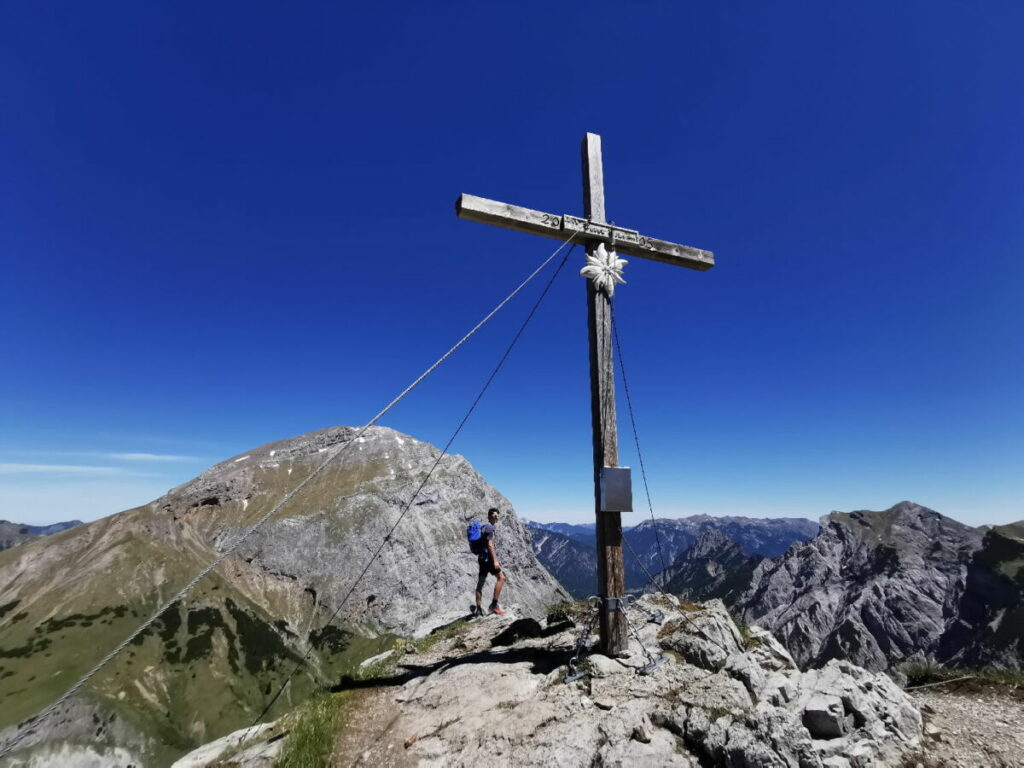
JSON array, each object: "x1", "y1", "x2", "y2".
[
  {"x1": 902, "y1": 661, "x2": 1024, "y2": 689},
  {"x1": 274, "y1": 691, "x2": 351, "y2": 768},
  {"x1": 408, "y1": 619, "x2": 472, "y2": 655},
  {"x1": 729, "y1": 612, "x2": 761, "y2": 650},
  {"x1": 545, "y1": 598, "x2": 596, "y2": 625}
]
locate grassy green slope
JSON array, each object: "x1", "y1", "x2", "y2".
[
  {"x1": 0, "y1": 554, "x2": 393, "y2": 764},
  {"x1": 0, "y1": 444, "x2": 399, "y2": 764}
]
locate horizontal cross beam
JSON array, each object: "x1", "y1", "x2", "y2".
[{"x1": 456, "y1": 193, "x2": 714, "y2": 271}]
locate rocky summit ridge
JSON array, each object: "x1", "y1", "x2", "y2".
[
  {"x1": 0, "y1": 425, "x2": 566, "y2": 766},
  {"x1": 179, "y1": 594, "x2": 923, "y2": 768}
]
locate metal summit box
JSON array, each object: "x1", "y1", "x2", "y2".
[{"x1": 600, "y1": 466, "x2": 633, "y2": 513}]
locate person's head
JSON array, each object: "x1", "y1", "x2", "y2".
[{"x1": 488, "y1": 507, "x2": 500, "y2": 524}]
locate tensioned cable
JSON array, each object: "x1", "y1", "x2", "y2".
[
  {"x1": 0, "y1": 233, "x2": 578, "y2": 760},
  {"x1": 240, "y1": 244, "x2": 578, "y2": 737},
  {"x1": 623, "y1": 531, "x2": 665, "y2": 593},
  {"x1": 610, "y1": 304, "x2": 668, "y2": 590},
  {"x1": 622, "y1": 531, "x2": 730, "y2": 655}
]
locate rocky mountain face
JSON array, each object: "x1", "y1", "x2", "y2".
[
  {"x1": 736, "y1": 501, "x2": 1024, "y2": 672},
  {"x1": 525, "y1": 526, "x2": 597, "y2": 599},
  {"x1": 178, "y1": 594, "x2": 923, "y2": 768},
  {"x1": 528, "y1": 503, "x2": 1024, "y2": 676},
  {"x1": 627, "y1": 515, "x2": 820, "y2": 580},
  {"x1": 526, "y1": 515, "x2": 818, "y2": 593},
  {"x1": 0, "y1": 520, "x2": 81, "y2": 551},
  {"x1": 621, "y1": 518, "x2": 709, "y2": 588},
  {"x1": 660, "y1": 528, "x2": 762, "y2": 604},
  {"x1": 0, "y1": 426, "x2": 566, "y2": 766},
  {"x1": 939, "y1": 521, "x2": 1024, "y2": 668}
]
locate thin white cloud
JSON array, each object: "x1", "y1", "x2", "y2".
[
  {"x1": 106, "y1": 453, "x2": 197, "y2": 463},
  {"x1": 0, "y1": 463, "x2": 127, "y2": 476},
  {"x1": 0, "y1": 450, "x2": 200, "y2": 463},
  {"x1": 0, "y1": 479, "x2": 173, "y2": 524}
]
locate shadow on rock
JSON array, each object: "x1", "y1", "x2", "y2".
[{"x1": 329, "y1": 645, "x2": 570, "y2": 693}]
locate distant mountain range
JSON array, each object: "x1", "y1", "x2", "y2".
[
  {"x1": 525, "y1": 515, "x2": 819, "y2": 597},
  {"x1": 524, "y1": 527, "x2": 597, "y2": 599},
  {"x1": 528, "y1": 502, "x2": 1024, "y2": 673},
  {"x1": 525, "y1": 521, "x2": 615, "y2": 541},
  {"x1": 0, "y1": 519, "x2": 82, "y2": 551}
]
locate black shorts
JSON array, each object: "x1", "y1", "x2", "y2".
[{"x1": 476, "y1": 556, "x2": 501, "y2": 591}]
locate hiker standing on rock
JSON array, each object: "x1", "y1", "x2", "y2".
[{"x1": 469, "y1": 507, "x2": 506, "y2": 616}]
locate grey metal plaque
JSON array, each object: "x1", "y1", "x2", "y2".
[{"x1": 600, "y1": 466, "x2": 633, "y2": 512}]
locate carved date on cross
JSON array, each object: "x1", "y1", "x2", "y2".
[{"x1": 457, "y1": 193, "x2": 713, "y2": 271}]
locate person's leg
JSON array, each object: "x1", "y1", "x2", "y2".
[
  {"x1": 475, "y1": 562, "x2": 488, "y2": 614},
  {"x1": 491, "y1": 570, "x2": 506, "y2": 605}
]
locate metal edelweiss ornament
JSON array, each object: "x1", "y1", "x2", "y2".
[{"x1": 580, "y1": 243, "x2": 627, "y2": 297}]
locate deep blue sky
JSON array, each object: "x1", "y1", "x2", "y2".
[{"x1": 2, "y1": 3, "x2": 1021, "y2": 526}]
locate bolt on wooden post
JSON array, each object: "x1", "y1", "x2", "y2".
[{"x1": 455, "y1": 132, "x2": 714, "y2": 655}]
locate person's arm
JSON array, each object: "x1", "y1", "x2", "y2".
[{"x1": 488, "y1": 538, "x2": 501, "y2": 571}]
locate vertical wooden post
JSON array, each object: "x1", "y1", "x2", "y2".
[{"x1": 582, "y1": 132, "x2": 628, "y2": 655}]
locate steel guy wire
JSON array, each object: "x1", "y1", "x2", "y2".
[
  {"x1": 610, "y1": 304, "x2": 668, "y2": 589},
  {"x1": 609, "y1": 308, "x2": 730, "y2": 658},
  {"x1": 239, "y1": 243, "x2": 578, "y2": 739},
  {"x1": 565, "y1": 596, "x2": 601, "y2": 683},
  {"x1": 0, "y1": 233, "x2": 578, "y2": 760},
  {"x1": 617, "y1": 482, "x2": 732, "y2": 654},
  {"x1": 617, "y1": 602, "x2": 657, "y2": 667},
  {"x1": 622, "y1": 532, "x2": 665, "y2": 594}
]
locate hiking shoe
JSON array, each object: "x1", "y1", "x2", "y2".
[
  {"x1": 489, "y1": 604, "x2": 506, "y2": 616},
  {"x1": 471, "y1": 605, "x2": 482, "y2": 617}
]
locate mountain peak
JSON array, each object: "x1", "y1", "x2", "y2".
[
  {"x1": 738, "y1": 501, "x2": 1019, "y2": 672},
  {"x1": 0, "y1": 424, "x2": 566, "y2": 764},
  {"x1": 822, "y1": 501, "x2": 979, "y2": 552}
]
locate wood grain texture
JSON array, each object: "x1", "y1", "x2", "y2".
[
  {"x1": 582, "y1": 133, "x2": 628, "y2": 656},
  {"x1": 455, "y1": 194, "x2": 563, "y2": 239},
  {"x1": 582, "y1": 132, "x2": 606, "y2": 224},
  {"x1": 456, "y1": 193, "x2": 713, "y2": 271}
]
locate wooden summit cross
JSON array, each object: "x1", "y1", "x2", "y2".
[{"x1": 456, "y1": 133, "x2": 714, "y2": 654}]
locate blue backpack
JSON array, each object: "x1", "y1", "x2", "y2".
[{"x1": 466, "y1": 521, "x2": 486, "y2": 554}]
